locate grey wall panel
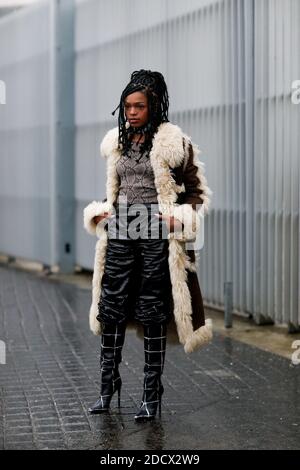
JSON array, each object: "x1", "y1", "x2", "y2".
[
  {"x1": 253, "y1": 0, "x2": 300, "y2": 328},
  {"x1": 0, "y1": 1, "x2": 52, "y2": 264},
  {"x1": 0, "y1": 0, "x2": 75, "y2": 272}
]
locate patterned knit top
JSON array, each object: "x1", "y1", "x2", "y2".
[{"x1": 116, "y1": 141, "x2": 158, "y2": 204}]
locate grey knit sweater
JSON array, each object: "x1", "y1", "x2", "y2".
[{"x1": 116, "y1": 141, "x2": 158, "y2": 204}]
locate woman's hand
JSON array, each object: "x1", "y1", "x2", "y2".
[
  {"x1": 93, "y1": 212, "x2": 114, "y2": 225},
  {"x1": 154, "y1": 213, "x2": 184, "y2": 233}
]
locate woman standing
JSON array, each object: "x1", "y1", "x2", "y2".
[{"x1": 83, "y1": 69, "x2": 213, "y2": 421}]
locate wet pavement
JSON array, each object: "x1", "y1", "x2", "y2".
[{"x1": 0, "y1": 263, "x2": 300, "y2": 450}]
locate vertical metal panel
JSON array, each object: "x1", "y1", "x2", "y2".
[
  {"x1": 0, "y1": 1, "x2": 52, "y2": 264},
  {"x1": 244, "y1": 0, "x2": 255, "y2": 319},
  {"x1": 253, "y1": 0, "x2": 300, "y2": 328},
  {"x1": 0, "y1": 0, "x2": 75, "y2": 272},
  {"x1": 51, "y1": 0, "x2": 75, "y2": 273}
]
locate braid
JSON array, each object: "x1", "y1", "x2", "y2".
[{"x1": 111, "y1": 69, "x2": 169, "y2": 155}]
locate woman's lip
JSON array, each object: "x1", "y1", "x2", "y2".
[{"x1": 130, "y1": 119, "x2": 139, "y2": 123}]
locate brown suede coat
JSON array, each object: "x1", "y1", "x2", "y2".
[{"x1": 171, "y1": 137, "x2": 206, "y2": 332}]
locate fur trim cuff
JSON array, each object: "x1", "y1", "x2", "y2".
[
  {"x1": 89, "y1": 304, "x2": 102, "y2": 335},
  {"x1": 191, "y1": 144, "x2": 213, "y2": 215},
  {"x1": 83, "y1": 200, "x2": 114, "y2": 236},
  {"x1": 167, "y1": 203, "x2": 201, "y2": 242},
  {"x1": 184, "y1": 318, "x2": 213, "y2": 353},
  {"x1": 89, "y1": 236, "x2": 109, "y2": 335}
]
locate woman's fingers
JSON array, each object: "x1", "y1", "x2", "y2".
[
  {"x1": 154, "y1": 213, "x2": 183, "y2": 232},
  {"x1": 93, "y1": 212, "x2": 115, "y2": 224}
]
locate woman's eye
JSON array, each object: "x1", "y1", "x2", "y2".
[{"x1": 125, "y1": 105, "x2": 145, "y2": 109}]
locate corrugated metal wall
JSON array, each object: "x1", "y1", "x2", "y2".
[
  {"x1": 0, "y1": 1, "x2": 53, "y2": 264},
  {"x1": 0, "y1": 0, "x2": 75, "y2": 271},
  {"x1": 0, "y1": 0, "x2": 299, "y2": 328}
]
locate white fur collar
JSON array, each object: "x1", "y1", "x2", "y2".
[
  {"x1": 100, "y1": 120, "x2": 212, "y2": 215},
  {"x1": 100, "y1": 121, "x2": 185, "y2": 168}
]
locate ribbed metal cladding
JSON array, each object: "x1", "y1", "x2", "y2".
[
  {"x1": 0, "y1": 1, "x2": 75, "y2": 272},
  {"x1": 0, "y1": 2, "x2": 53, "y2": 264},
  {"x1": 252, "y1": 0, "x2": 300, "y2": 329}
]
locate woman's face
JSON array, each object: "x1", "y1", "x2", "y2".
[{"x1": 124, "y1": 91, "x2": 149, "y2": 127}]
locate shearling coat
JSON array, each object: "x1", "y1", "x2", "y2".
[{"x1": 83, "y1": 121, "x2": 213, "y2": 353}]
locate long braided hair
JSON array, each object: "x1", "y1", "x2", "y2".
[{"x1": 111, "y1": 69, "x2": 170, "y2": 155}]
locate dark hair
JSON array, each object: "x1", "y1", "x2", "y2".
[{"x1": 111, "y1": 69, "x2": 169, "y2": 155}]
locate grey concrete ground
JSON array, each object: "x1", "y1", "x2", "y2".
[{"x1": 0, "y1": 263, "x2": 300, "y2": 450}]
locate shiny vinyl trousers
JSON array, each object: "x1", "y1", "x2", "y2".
[{"x1": 97, "y1": 203, "x2": 173, "y2": 326}]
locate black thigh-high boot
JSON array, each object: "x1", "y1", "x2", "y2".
[
  {"x1": 134, "y1": 322, "x2": 167, "y2": 421},
  {"x1": 89, "y1": 322, "x2": 126, "y2": 414}
]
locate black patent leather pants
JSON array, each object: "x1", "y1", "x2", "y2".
[{"x1": 97, "y1": 203, "x2": 173, "y2": 326}]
